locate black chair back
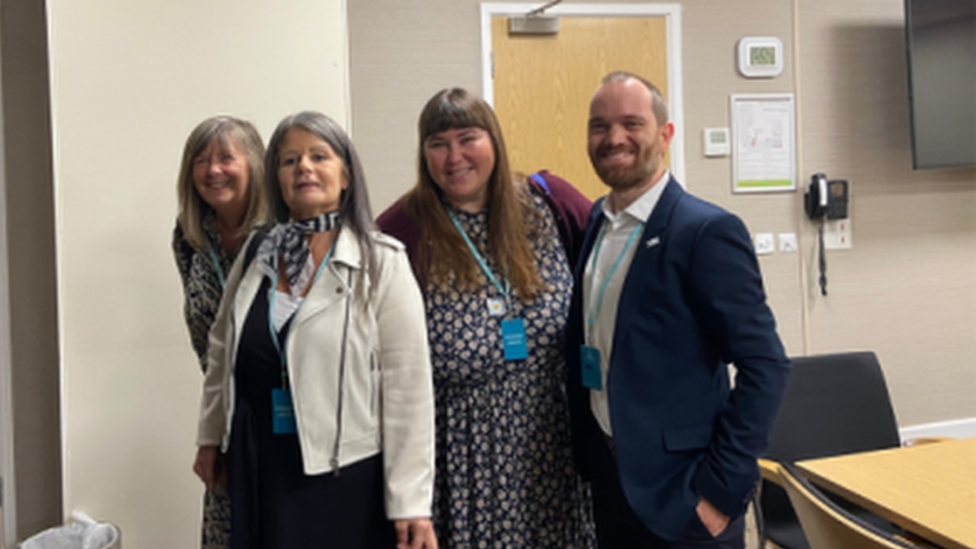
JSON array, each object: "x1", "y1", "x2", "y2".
[{"x1": 760, "y1": 351, "x2": 901, "y2": 549}]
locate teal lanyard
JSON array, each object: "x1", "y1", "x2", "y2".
[
  {"x1": 586, "y1": 219, "x2": 644, "y2": 336},
  {"x1": 267, "y1": 246, "x2": 334, "y2": 387},
  {"x1": 207, "y1": 247, "x2": 226, "y2": 290},
  {"x1": 446, "y1": 208, "x2": 511, "y2": 307}
]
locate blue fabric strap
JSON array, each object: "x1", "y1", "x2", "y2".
[
  {"x1": 268, "y1": 245, "x2": 334, "y2": 387},
  {"x1": 530, "y1": 173, "x2": 551, "y2": 195},
  {"x1": 207, "y1": 246, "x2": 227, "y2": 290},
  {"x1": 446, "y1": 207, "x2": 511, "y2": 306},
  {"x1": 586, "y1": 220, "x2": 644, "y2": 338}
]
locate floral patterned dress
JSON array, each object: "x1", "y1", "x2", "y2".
[
  {"x1": 427, "y1": 197, "x2": 595, "y2": 549},
  {"x1": 173, "y1": 211, "x2": 236, "y2": 549}
]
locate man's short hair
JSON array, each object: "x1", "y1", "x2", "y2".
[{"x1": 601, "y1": 71, "x2": 669, "y2": 125}]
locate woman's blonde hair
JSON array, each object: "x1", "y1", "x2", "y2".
[
  {"x1": 176, "y1": 116, "x2": 267, "y2": 250},
  {"x1": 400, "y1": 88, "x2": 544, "y2": 299}
]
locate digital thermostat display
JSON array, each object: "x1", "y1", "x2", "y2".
[
  {"x1": 738, "y1": 37, "x2": 784, "y2": 78},
  {"x1": 750, "y1": 46, "x2": 776, "y2": 66}
]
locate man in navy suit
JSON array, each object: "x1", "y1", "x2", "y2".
[{"x1": 566, "y1": 71, "x2": 792, "y2": 548}]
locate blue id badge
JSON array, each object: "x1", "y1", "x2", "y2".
[
  {"x1": 580, "y1": 345, "x2": 602, "y2": 390},
  {"x1": 501, "y1": 318, "x2": 529, "y2": 361},
  {"x1": 271, "y1": 388, "x2": 297, "y2": 435}
]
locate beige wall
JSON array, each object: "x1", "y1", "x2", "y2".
[
  {"x1": 349, "y1": 0, "x2": 976, "y2": 429},
  {"x1": 795, "y1": 0, "x2": 976, "y2": 426},
  {"x1": 46, "y1": 0, "x2": 348, "y2": 546}
]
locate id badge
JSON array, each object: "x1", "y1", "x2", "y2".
[
  {"x1": 501, "y1": 318, "x2": 528, "y2": 360},
  {"x1": 580, "y1": 345, "x2": 602, "y2": 390},
  {"x1": 487, "y1": 296, "x2": 507, "y2": 317},
  {"x1": 271, "y1": 388, "x2": 298, "y2": 435}
]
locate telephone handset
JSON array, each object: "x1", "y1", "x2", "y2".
[
  {"x1": 805, "y1": 172, "x2": 850, "y2": 297},
  {"x1": 805, "y1": 173, "x2": 849, "y2": 220}
]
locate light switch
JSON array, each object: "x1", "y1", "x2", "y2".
[
  {"x1": 754, "y1": 233, "x2": 774, "y2": 255},
  {"x1": 778, "y1": 233, "x2": 797, "y2": 253}
]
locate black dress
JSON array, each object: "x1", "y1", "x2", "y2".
[
  {"x1": 227, "y1": 277, "x2": 396, "y2": 549},
  {"x1": 172, "y1": 214, "x2": 234, "y2": 549}
]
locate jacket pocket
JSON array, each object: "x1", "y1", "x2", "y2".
[{"x1": 663, "y1": 424, "x2": 713, "y2": 452}]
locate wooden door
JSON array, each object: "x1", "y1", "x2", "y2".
[{"x1": 491, "y1": 17, "x2": 670, "y2": 200}]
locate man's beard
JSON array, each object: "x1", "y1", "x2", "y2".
[{"x1": 591, "y1": 142, "x2": 659, "y2": 191}]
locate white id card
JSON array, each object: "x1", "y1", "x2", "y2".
[{"x1": 487, "y1": 296, "x2": 507, "y2": 317}]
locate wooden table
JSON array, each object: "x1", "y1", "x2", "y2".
[{"x1": 796, "y1": 437, "x2": 976, "y2": 549}]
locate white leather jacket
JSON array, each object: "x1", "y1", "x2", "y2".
[{"x1": 197, "y1": 227, "x2": 435, "y2": 519}]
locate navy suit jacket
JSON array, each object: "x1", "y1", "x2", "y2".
[{"x1": 566, "y1": 177, "x2": 792, "y2": 540}]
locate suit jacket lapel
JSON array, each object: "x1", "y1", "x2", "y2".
[
  {"x1": 614, "y1": 177, "x2": 684, "y2": 330},
  {"x1": 641, "y1": 175, "x2": 683, "y2": 240}
]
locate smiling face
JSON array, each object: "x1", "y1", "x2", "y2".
[
  {"x1": 423, "y1": 126, "x2": 496, "y2": 213},
  {"x1": 587, "y1": 78, "x2": 674, "y2": 192},
  {"x1": 277, "y1": 128, "x2": 348, "y2": 220},
  {"x1": 191, "y1": 137, "x2": 250, "y2": 215}
]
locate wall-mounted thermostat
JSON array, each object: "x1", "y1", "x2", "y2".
[
  {"x1": 737, "y1": 37, "x2": 784, "y2": 78},
  {"x1": 703, "y1": 127, "x2": 730, "y2": 157}
]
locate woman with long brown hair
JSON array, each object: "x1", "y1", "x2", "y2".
[{"x1": 377, "y1": 88, "x2": 594, "y2": 548}]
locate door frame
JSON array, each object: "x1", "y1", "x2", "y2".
[
  {"x1": 480, "y1": 3, "x2": 685, "y2": 184},
  {"x1": 0, "y1": 75, "x2": 16, "y2": 545}
]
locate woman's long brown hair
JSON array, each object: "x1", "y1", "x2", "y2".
[{"x1": 400, "y1": 88, "x2": 544, "y2": 300}]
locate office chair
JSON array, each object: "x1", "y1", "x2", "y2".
[
  {"x1": 778, "y1": 463, "x2": 922, "y2": 549},
  {"x1": 758, "y1": 351, "x2": 902, "y2": 549}
]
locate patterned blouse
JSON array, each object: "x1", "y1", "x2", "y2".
[{"x1": 172, "y1": 211, "x2": 240, "y2": 372}]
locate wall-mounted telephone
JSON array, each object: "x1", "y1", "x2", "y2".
[
  {"x1": 806, "y1": 173, "x2": 851, "y2": 297},
  {"x1": 805, "y1": 173, "x2": 849, "y2": 220}
]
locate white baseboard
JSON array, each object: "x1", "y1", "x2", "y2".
[{"x1": 899, "y1": 417, "x2": 976, "y2": 442}]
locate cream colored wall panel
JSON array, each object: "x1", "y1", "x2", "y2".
[
  {"x1": 796, "y1": 0, "x2": 976, "y2": 426},
  {"x1": 48, "y1": 0, "x2": 348, "y2": 546},
  {"x1": 349, "y1": 0, "x2": 484, "y2": 211}
]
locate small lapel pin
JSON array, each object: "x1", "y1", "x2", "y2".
[{"x1": 646, "y1": 236, "x2": 661, "y2": 248}]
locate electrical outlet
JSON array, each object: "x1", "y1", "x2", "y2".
[
  {"x1": 778, "y1": 233, "x2": 798, "y2": 253},
  {"x1": 823, "y1": 219, "x2": 852, "y2": 250},
  {"x1": 754, "y1": 233, "x2": 775, "y2": 255}
]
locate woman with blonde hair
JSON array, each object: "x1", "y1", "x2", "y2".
[
  {"x1": 195, "y1": 111, "x2": 437, "y2": 549},
  {"x1": 377, "y1": 88, "x2": 594, "y2": 548},
  {"x1": 173, "y1": 115, "x2": 267, "y2": 548}
]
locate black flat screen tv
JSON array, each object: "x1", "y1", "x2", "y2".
[{"x1": 904, "y1": 0, "x2": 976, "y2": 169}]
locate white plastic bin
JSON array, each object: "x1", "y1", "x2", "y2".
[{"x1": 18, "y1": 512, "x2": 119, "y2": 549}]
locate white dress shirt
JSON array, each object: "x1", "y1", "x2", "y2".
[{"x1": 583, "y1": 171, "x2": 670, "y2": 436}]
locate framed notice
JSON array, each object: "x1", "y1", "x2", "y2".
[{"x1": 730, "y1": 94, "x2": 796, "y2": 193}]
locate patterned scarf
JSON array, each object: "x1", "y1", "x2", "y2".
[{"x1": 257, "y1": 210, "x2": 341, "y2": 296}]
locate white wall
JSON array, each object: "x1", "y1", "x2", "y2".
[{"x1": 46, "y1": 0, "x2": 348, "y2": 546}]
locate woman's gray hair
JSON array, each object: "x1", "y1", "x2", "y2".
[
  {"x1": 265, "y1": 111, "x2": 376, "y2": 275},
  {"x1": 176, "y1": 116, "x2": 267, "y2": 251}
]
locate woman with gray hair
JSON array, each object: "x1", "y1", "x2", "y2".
[
  {"x1": 194, "y1": 111, "x2": 437, "y2": 549},
  {"x1": 173, "y1": 115, "x2": 267, "y2": 549}
]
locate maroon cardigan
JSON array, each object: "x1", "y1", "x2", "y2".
[{"x1": 376, "y1": 170, "x2": 593, "y2": 285}]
